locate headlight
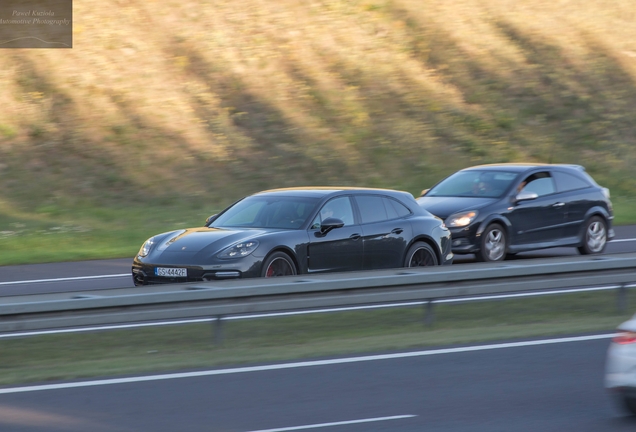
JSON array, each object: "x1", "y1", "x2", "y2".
[
  {"x1": 446, "y1": 211, "x2": 478, "y2": 228},
  {"x1": 138, "y1": 236, "x2": 156, "y2": 257},
  {"x1": 218, "y1": 241, "x2": 259, "y2": 259}
]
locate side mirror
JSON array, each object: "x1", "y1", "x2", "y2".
[
  {"x1": 205, "y1": 214, "x2": 218, "y2": 227},
  {"x1": 318, "y1": 217, "x2": 344, "y2": 236},
  {"x1": 515, "y1": 191, "x2": 538, "y2": 202},
  {"x1": 420, "y1": 188, "x2": 430, "y2": 197}
]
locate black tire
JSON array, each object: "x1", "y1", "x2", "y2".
[
  {"x1": 261, "y1": 251, "x2": 297, "y2": 278},
  {"x1": 477, "y1": 224, "x2": 507, "y2": 262},
  {"x1": 404, "y1": 242, "x2": 439, "y2": 267},
  {"x1": 621, "y1": 395, "x2": 636, "y2": 416},
  {"x1": 577, "y1": 215, "x2": 607, "y2": 255}
]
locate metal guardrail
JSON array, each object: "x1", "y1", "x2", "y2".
[{"x1": 1, "y1": 253, "x2": 636, "y2": 336}]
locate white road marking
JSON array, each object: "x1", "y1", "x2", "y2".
[
  {"x1": 0, "y1": 333, "x2": 614, "y2": 395},
  {"x1": 0, "y1": 274, "x2": 129, "y2": 285},
  {"x1": 243, "y1": 415, "x2": 416, "y2": 432}
]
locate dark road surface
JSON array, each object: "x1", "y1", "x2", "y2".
[{"x1": 1, "y1": 336, "x2": 635, "y2": 432}]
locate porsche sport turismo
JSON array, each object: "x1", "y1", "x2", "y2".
[{"x1": 132, "y1": 187, "x2": 453, "y2": 285}]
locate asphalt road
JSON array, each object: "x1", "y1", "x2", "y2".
[
  {"x1": 1, "y1": 225, "x2": 635, "y2": 296},
  {"x1": 1, "y1": 228, "x2": 636, "y2": 431},
  {"x1": 1, "y1": 336, "x2": 635, "y2": 432}
]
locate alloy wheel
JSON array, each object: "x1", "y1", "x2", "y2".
[
  {"x1": 483, "y1": 227, "x2": 505, "y2": 261},
  {"x1": 586, "y1": 220, "x2": 607, "y2": 253},
  {"x1": 408, "y1": 247, "x2": 437, "y2": 267},
  {"x1": 265, "y1": 257, "x2": 295, "y2": 277}
]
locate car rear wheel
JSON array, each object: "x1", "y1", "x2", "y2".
[
  {"x1": 261, "y1": 251, "x2": 297, "y2": 277},
  {"x1": 477, "y1": 224, "x2": 507, "y2": 262},
  {"x1": 578, "y1": 215, "x2": 607, "y2": 255},
  {"x1": 404, "y1": 242, "x2": 439, "y2": 267}
]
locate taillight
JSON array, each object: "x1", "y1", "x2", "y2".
[
  {"x1": 613, "y1": 331, "x2": 636, "y2": 345},
  {"x1": 602, "y1": 187, "x2": 610, "y2": 200}
]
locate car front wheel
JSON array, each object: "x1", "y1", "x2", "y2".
[
  {"x1": 578, "y1": 215, "x2": 607, "y2": 255},
  {"x1": 404, "y1": 242, "x2": 439, "y2": 267},
  {"x1": 477, "y1": 224, "x2": 507, "y2": 262},
  {"x1": 261, "y1": 251, "x2": 297, "y2": 277}
]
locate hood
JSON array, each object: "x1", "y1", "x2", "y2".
[
  {"x1": 147, "y1": 227, "x2": 269, "y2": 263},
  {"x1": 416, "y1": 196, "x2": 497, "y2": 219}
]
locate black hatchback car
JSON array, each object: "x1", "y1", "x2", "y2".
[
  {"x1": 417, "y1": 163, "x2": 614, "y2": 262},
  {"x1": 132, "y1": 187, "x2": 453, "y2": 285}
]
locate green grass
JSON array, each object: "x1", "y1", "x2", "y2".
[
  {"x1": 612, "y1": 196, "x2": 636, "y2": 227},
  {"x1": 0, "y1": 204, "x2": 214, "y2": 265},
  {"x1": 1, "y1": 290, "x2": 633, "y2": 386}
]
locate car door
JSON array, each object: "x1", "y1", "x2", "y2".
[
  {"x1": 307, "y1": 196, "x2": 364, "y2": 273},
  {"x1": 507, "y1": 172, "x2": 567, "y2": 245},
  {"x1": 354, "y1": 195, "x2": 412, "y2": 270},
  {"x1": 552, "y1": 170, "x2": 596, "y2": 239}
]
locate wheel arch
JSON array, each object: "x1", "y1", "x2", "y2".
[
  {"x1": 262, "y1": 246, "x2": 300, "y2": 274},
  {"x1": 580, "y1": 206, "x2": 611, "y2": 234},
  {"x1": 577, "y1": 209, "x2": 610, "y2": 247},
  {"x1": 476, "y1": 215, "x2": 512, "y2": 243},
  {"x1": 405, "y1": 235, "x2": 442, "y2": 265}
]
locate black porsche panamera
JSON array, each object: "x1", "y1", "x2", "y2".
[
  {"x1": 417, "y1": 163, "x2": 614, "y2": 262},
  {"x1": 132, "y1": 187, "x2": 453, "y2": 285}
]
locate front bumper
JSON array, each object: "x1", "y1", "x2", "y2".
[
  {"x1": 448, "y1": 225, "x2": 480, "y2": 254},
  {"x1": 132, "y1": 256, "x2": 262, "y2": 285}
]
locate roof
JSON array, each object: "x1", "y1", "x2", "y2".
[
  {"x1": 253, "y1": 186, "x2": 413, "y2": 198},
  {"x1": 461, "y1": 163, "x2": 585, "y2": 173}
]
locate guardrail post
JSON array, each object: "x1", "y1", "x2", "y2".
[
  {"x1": 424, "y1": 300, "x2": 435, "y2": 327},
  {"x1": 213, "y1": 316, "x2": 224, "y2": 346},
  {"x1": 617, "y1": 284, "x2": 628, "y2": 313}
]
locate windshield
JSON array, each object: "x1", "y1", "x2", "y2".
[
  {"x1": 211, "y1": 196, "x2": 320, "y2": 229},
  {"x1": 427, "y1": 170, "x2": 519, "y2": 198}
]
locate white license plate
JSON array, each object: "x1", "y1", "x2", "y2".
[{"x1": 155, "y1": 267, "x2": 187, "y2": 277}]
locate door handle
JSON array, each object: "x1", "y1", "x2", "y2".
[
  {"x1": 350, "y1": 234, "x2": 361, "y2": 240},
  {"x1": 552, "y1": 202, "x2": 565, "y2": 208},
  {"x1": 391, "y1": 228, "x2": 404, "y2": 234}
]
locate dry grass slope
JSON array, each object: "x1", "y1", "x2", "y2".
[{"x1": 0, "y1": 0, "x2": 635, "y2": 262}]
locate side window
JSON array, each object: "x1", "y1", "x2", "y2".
[
  {"x1": 520, "y1": 172, "x2": 555, "y2": 197},
  {"x1": 384, "y1": 197, "x2": 411, "y2": 219},
  {"x1": 553, "y1": 171, "x2": 592, "y2": 192},
  {"x1": 355, "y1": 195, "x2": 388, "y2": 224},
  {"x1": 311, "y1": 197, "x2": 355, "y2": 228},
  {"x1": 384, "y1": 198, "x2": 399, "y2": 220}
]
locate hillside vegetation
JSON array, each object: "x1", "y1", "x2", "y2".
[{"x1": 1, "y1": 0, "x2": 635, "y2": 264}]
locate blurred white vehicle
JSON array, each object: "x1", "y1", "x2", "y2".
[{"x1": 605, "y1": 313, "x2": 636, "y2": 415}]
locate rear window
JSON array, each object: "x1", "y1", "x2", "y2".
[{"x1": 553, "y1": 171, "x2": 593, "y2": 192}]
